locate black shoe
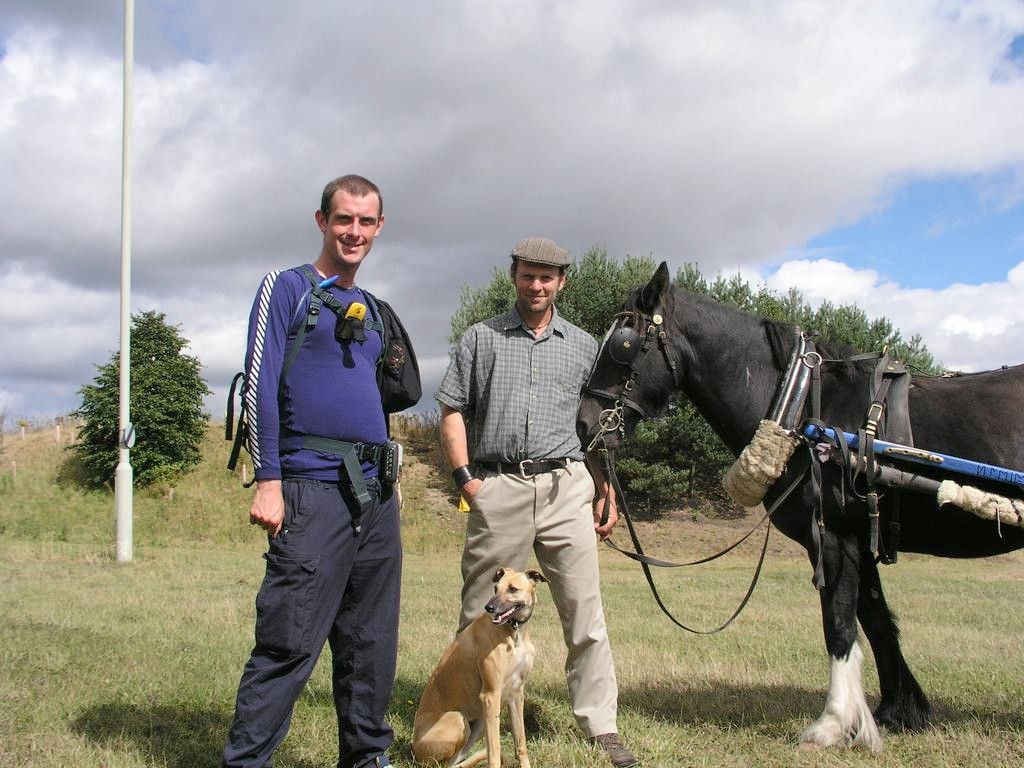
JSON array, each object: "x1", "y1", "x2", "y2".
[{"x1": 590, "y1": 733, "x2": 639, "y2": 768}]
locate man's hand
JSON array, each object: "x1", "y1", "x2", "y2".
[
  {"x1": 593, "y1": 490, "x2": 619, "y2": 540},
  {"x1": 250, "y1": 479, "x2": 285, "y2": 537},
  {"x1": 460, "y1": 477, "x2": 484, "y2": 503}
]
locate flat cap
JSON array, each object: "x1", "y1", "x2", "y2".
[{"x1": 509, "y1": 237, "x2": 570, "y2": 267}]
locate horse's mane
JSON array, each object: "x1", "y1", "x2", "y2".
[
  {"x1": 762, "y1": 319, "x2": 796, "y2": 370},
  {"x1": 761, "y1": 316, "x2": 864, "y2": 382},
  {"x1": 637, "y1": 284, "x2": 870, "y2": 382}
]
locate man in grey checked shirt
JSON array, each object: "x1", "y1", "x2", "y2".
[{"x1": 436, "y1": 237, "x2": 639, "y2": 768}]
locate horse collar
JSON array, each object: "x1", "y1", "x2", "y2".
[{"x1": 767, "y1": 329, "x2": 819, "y2": 431}]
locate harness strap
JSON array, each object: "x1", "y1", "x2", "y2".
[
  {"x1": 280, "y1": 266, "x2": 322, "y2": 385},
  {"x1": 225, "y1": 372, "x2": 255, "y2": 486},
  {"x1": 226, "y1": 411, "x2": 247, "y2": 475},
  {"x1": 280, "y1": 434, "x2": 380, "y2": 508},
  {"x1": 853, "y1": 355, "x2": 904, "y2": 559},
  {"x1": 226, "y1": 371, "x2": 244, "y2": 441},
  {"x1": 285, "y1": 265, "x2": 384, "y2": 376},
  {"x1": 805, "y1": 437, "x2": 827, "y2": 589},
  {"x1": 804, "y1": 346, "x2": 916, "y2": 580},
  {"x1": 860, "y1": 428, "x2": 882, "y2": 556},
  {"x1": 882, "y1": 490, "x2": 901, "y2": 564},
  {"x1": 807, "y1": 360, "x2": 828, "y2": 588},
  {"x1": 804, "y1": 349, "x2": 917, "y2": 568},
  {"x1": 865, "y1": 357, "x2": 906, "y2": 560},
  {"x1": 277, "y1": 267, "x2": 387, "y2": 509}
]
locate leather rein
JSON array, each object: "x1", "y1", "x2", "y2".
[{"x1": 584, "y1": 309, "x2": 807, "y2": 635}]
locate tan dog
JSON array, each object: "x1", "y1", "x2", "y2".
[{"x1": 412, "y1": 567, "x2": 547, "y2": 768}]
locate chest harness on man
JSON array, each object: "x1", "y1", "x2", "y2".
[{"x1": 227, "y1": 265, "x2": 397, "y2": 510}]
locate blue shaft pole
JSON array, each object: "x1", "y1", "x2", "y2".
[{"x1": 801, "y1": 424, "x2": 1024, "y2": 489}]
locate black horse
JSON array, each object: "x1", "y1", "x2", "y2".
[{"x1": 577, "y1": 262, "x2": 1024, "y2": 752}]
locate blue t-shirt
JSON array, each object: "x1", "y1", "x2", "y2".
[{"x1": 244, "y1": 265, "x2": 387, "y2": 482}]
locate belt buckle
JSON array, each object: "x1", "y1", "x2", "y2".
[
  {"x1": 364, "y1": 443, "x2": 382, "y2": 463},
  {"x1": 518, "y1": 459, "x2": 534, "y2": 478}
]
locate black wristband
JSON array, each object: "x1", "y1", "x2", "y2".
[{"x1": 452, "y1": 465, "x2": 474, "y2": 489}]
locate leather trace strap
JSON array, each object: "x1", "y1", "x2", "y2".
[{"x1": 802, "y1": 349, "x2": 912, "y2": 578}]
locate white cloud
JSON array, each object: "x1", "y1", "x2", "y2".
[
  {"x1": 753, "y1": 258, "x2": 1024, "y2": 371},
  {"x1": 762, "y1": 260, "x2": 889, "y2": 306},
  {"x1": 1, "y1": 1, "x2": 1024, "y2": 419},
  {"x1": 1008, "y1": 260, "x2": 1024, "y2": 284}
]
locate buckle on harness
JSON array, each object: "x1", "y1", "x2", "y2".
[
  {"x1": 357, "y1": 442, "x2": 382, "y2": 464},
  {"x1": 865, "y1": 402, "x2": 884, "y2": 434}
]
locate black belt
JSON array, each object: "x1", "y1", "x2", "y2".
[{"x1": 481, "y1": 458, "x2": 573, "y2": 477}]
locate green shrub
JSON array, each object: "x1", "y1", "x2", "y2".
[{"x1": 72, "y1": 311, "x2": 211, "y2": 488}]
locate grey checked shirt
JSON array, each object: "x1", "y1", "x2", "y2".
[{"x1": 436, "y1": 306, "x2": 598, "y2": 464}]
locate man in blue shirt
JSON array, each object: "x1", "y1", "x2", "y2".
[{"x1": 223, "y1": 175, "x2": 400, "y2": 768}]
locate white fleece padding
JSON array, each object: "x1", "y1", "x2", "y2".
[
  {"x1": 937, "y1": 480, "x2": 1024, "y2": 527},
  {"x1": 722, "y1": 419, "x2": 800, "y2": 508}
]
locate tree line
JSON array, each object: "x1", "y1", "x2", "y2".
[
  {"x1": 71, "y1": 254, "x2": 939, "y2": 515},
  {"x1": 450, "y1": 248, "x2": 940, "y2": 513}
]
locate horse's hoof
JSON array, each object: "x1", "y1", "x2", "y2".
[
  {"x1": 875, "y1": 703, "x2": 931, "y2": 733},
  {"x1": 799, "y1": 723, "x2": 841, "y2": 750}
]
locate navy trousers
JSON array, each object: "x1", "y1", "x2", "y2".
[{"x1": 223, "y1": 478, "x2": 402, "y2": 768}]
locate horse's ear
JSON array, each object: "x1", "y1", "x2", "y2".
[{"x1": 639, "y1": 262, "x2": 671, "y2": 313}]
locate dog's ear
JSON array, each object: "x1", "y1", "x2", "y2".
[
  {"x1": 492, "y1": 568, "x2": 506, "y2": 583},
  {"x1": 525, "y1": 569, "x2": 547, "y2": 584}
]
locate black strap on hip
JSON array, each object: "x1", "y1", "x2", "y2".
[{"x1": 283, "y1": 434, "x2": 379, "y2": 508}]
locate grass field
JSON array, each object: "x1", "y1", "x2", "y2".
[{"x1": 2, "y1": 423, "x2": 1023, "y2": 767}]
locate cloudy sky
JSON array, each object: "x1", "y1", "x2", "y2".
[{"x1": 2, "y1": 1, "x2": 1023, "y2": 424}]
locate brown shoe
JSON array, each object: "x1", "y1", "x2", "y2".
[{"x1": 590, "y1": 733, "x2": 639, "y2": 768}]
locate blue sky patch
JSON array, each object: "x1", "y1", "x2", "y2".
[
  {"x1": 1009, "y1": 34, "x2": 1024, "y2": 65},
  {"x1": 803, "y1": 176, "x2": 1024, "y2": 289}
]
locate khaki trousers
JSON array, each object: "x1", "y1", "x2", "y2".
[{"x1": 459, "y1": 461, "x2": 618, "y2": 736}]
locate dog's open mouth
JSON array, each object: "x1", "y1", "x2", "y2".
[{"x1": 490, "y1": 604, "x2": 522, "y2": 625}]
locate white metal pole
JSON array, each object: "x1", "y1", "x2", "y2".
[{"x1": 114, "y1": 0, "x2": 135, "y2": 562}]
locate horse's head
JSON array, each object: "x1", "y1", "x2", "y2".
[{"x1": 577, "y1": 261, "x2": 680, "y2": 451}]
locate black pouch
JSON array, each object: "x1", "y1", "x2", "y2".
[
  {"x1": 334, "y1": 310, "x2": 366, "y2": 343},
  {"x1": 380, "y1": 441, "x2": 403, "y2": 484},
  {"x1": 365, "y1": 293, "x2": 421, "y2": 414}
]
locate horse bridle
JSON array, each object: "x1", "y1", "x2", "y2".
[
  {"x1": 582, "y1": 307, "x2": 803, "y2": 634},
  {"x1": 584, "y1": 309, "x2": 679, "y2": 451}
]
